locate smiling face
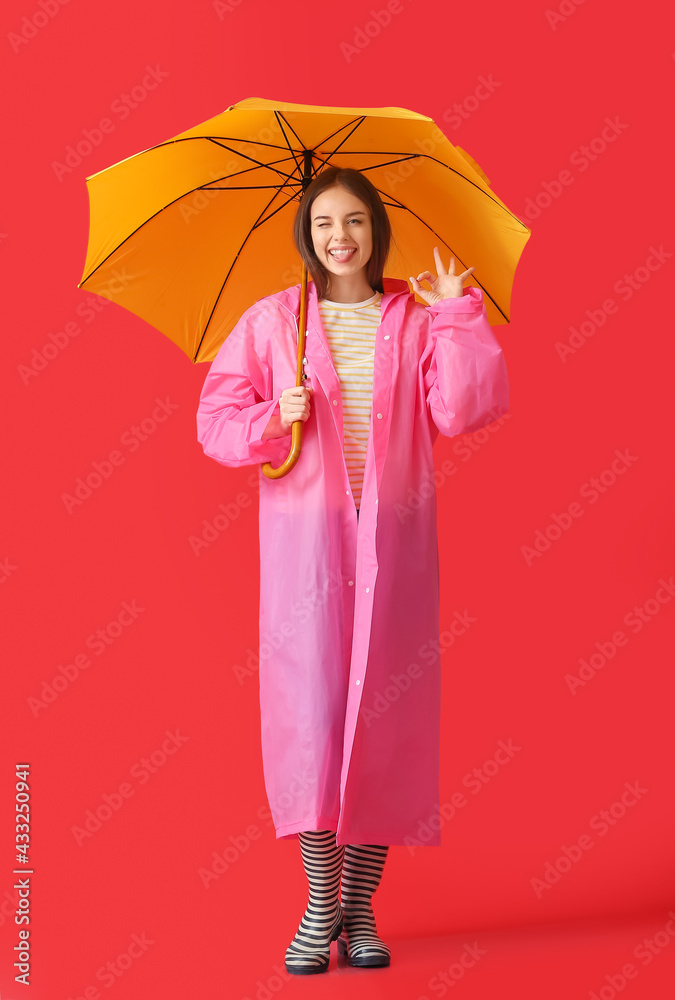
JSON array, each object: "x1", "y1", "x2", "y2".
[{"x1": 310, "y1": 185, "x2": 373, "y2": 289}]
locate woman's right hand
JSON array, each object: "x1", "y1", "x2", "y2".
[{"x1": 278, "y1": 385, "x2": 314, "y2": 434}]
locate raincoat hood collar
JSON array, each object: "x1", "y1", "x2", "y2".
[{"x1": 270, "y1": 276, "x2": 411, "y2": 324}]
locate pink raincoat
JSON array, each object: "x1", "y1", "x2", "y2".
[{"x1": 196, "y1": 277, "x2": 508, "y2": 846}]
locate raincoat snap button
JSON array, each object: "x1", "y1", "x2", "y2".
[
  {"x1": 355, "y1": 679, "x2": 361, "y2": 685},
  {"x1": 346, "y1": 490, "x2": 350, "y2": 496},
  {"x1": 365, "y1": 587, "x2": 370, "y2": 593},
  {"x1": 376, "y1": 413, "x2": 383, "y2": 419},
  {"x1": 348, "y1": 580, "x2": 354, "y2": 586},
  {"x1": 384, "y1": 335, "x2": 391, "y2": 340},
  {"x1": 332, "y1": 399, "x2": 338, "y2": 406}
]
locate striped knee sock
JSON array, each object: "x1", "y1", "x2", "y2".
[
  {"x1": 338, "y1": 843, "x2": 391, "y2": 966},
  {"x1": 284, "y1": 829, "x2": 345, "y2": 975}
]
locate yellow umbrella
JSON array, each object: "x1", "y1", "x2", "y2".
[{"x1": 78, "y1": 96, "x2": 530, "y2": 478}]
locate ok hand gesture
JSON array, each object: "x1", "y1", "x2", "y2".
[{"x1": 409, "y1": 247, "x2": 476, "y2": 305}]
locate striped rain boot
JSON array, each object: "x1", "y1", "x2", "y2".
[
  {"x1": 284, "y1": 829, "x2": 344, "y2": 975},
  {"x1": 337, "y1": 843, "x2": 391, "y2": 967}
]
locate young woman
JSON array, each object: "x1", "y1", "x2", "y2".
[{"x1": 196, "y1": 166, "x2": 509, "y2": 974}]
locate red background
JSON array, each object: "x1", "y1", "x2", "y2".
[{"x1": 2, "y1": 0, "x2": 674, "y2": 997}]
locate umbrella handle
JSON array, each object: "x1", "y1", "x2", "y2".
[{"x1": 261, "y1": 260, "x2": 309, "y2": 480}]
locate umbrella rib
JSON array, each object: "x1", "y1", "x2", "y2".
[
  {"x1": 79, "y1": 164, "x2": 302, "y2": 286},
  {"x1": 314, "y1": 117, "x2": 368, "y2": 160},
  {"x1": 288, "y1": 117, "x2": 371, "y2": 182},
  {"x1": 82, "y1": 124, "x2": 523, "y2": 348},
  {"x1": 270, "y1": 112, "x2": 369, "y2": 188},
  {"x1": 336, "y1": 151, "x2": 527, "y2": 230},
  {"x1": 193, "y1": 172, "x2": 303, "y2": 361},
  {"x1": 250, "y1": 188, "x2": 306, "y2": 229},
  {"x1": 199, "y1": 151, "x2": 306, "y2": 186},
  {"x1": 310, "y1": 116, "x2": 368, "y2": 153},
  {"x1": 273, "y1": 112, "x2": 306, "y2": 181},
  {"x1": 201, "y1": 184, "x2": 302, "y2": 190},
  {"x1": 373, "y1": 184, "x2": 509, "y2": 322},
  {"x1": 331, "y1": 152, "x2": 422, "y2": 172},
  {"x1": 205, "y1": 138, "x2": 302, "y2": 181}
]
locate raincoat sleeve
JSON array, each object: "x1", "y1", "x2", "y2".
[
  {"x1": 421, "y1": 285, "x2": 509, "y2": 437},
  {"x1": 196, "y1": 301, "x2": 292, "y2": 468}
]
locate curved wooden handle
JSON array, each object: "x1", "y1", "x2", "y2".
[{"x1": 261, "y1": 259, "x2": 309, "y2": 480}]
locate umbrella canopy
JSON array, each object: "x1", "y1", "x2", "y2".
[{"x1": 78, "y1": 96, "x2": 530, "y2": 365}]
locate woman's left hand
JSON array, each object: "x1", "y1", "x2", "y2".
[{"x1": 410, "y1": 247, "x2": 476, "y2": 304}]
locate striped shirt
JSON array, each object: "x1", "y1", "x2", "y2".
[{"x1": 318, "y1": 290, "x2": 382, "y2": 509}]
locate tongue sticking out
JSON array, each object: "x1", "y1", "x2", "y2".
[{"x1": 330, "y1": 249, "x2": 356, "y2": 263}]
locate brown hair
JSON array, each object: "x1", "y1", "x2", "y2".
[{"x1": 292, "y1": 166, "x2": 391, "y2": 300}]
